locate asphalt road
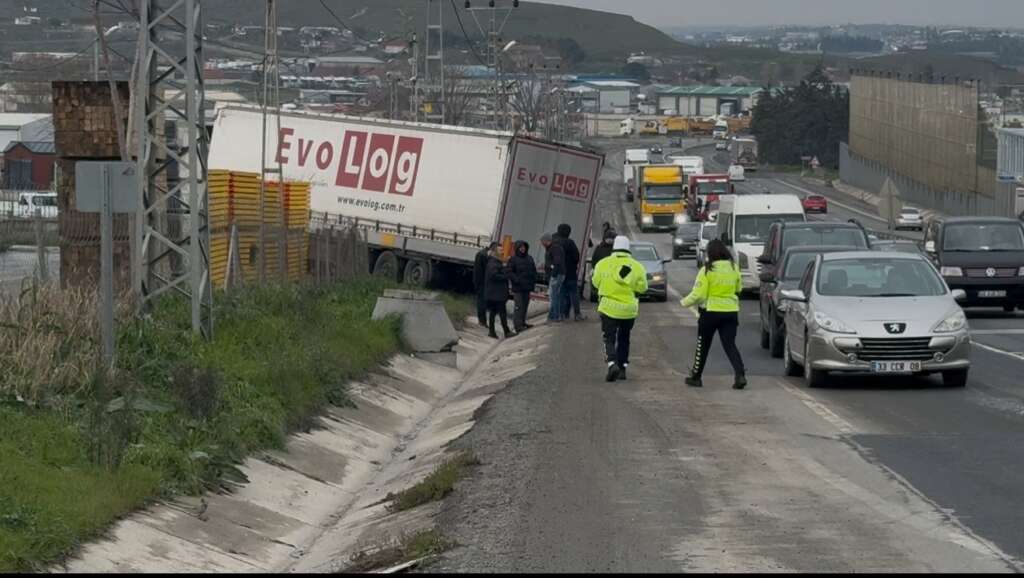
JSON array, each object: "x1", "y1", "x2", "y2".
[{"x1": 432, "y1": 138, "x2": 1024, "y2": 572}]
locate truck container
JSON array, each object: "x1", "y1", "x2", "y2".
[
  {"x1": 733, "y1": 137, "x2": 759, "y2": 172},
  {"x1": 633, "y1": 165, "x2": 687, "y2": 232},
  {"x1": 208, "y1": 104, "x2": 603, "y2": 287}
]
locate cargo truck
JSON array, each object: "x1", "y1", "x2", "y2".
[
  {"x1": 208, "y1": 105, "x2": 604, "y2": 288},
  {"x1": 733, "y1": 137, "x2": 759, "y2": 172},
  {"x1": 633, "y1": 165, "x2": 687, "y2": 232},
  {"x1": 687, "y1": 173, "x2": 734, "y2": 221}
]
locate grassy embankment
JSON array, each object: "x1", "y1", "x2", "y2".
[{"x1": 0, "y1": 279, "x2": 472, "y2": 572}]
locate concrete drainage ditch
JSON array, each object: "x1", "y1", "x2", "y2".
[{"x1": 60, "y1": 294, "x2": 551, "y2": 573}]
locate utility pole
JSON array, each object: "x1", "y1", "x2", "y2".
[
  {"x1": 467, "y1": 1, "x2": 518, "y2": 131},
  {"x1": 423, "y1": 0, "x2": 445, "y2": 123},
  {"x1": 136, "y1": 0, "x2": 212, "y2": 337},
  {"x1": 260, "y1": 0, "x2": 285, "y2": 283},
  {"x1": 410, "y1": 33, "x2": 419, "y2": 122}
]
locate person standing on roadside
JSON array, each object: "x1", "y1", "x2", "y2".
[
  {"x1": 591, "y1": 236, "x2": 648, "y2": 382},
  {"x1": 681, "y1": 239, "x2": 747, "y2": 390},
  {"x1": 590, "y1": 226, "x2": 617, "y2": 268},
  {"x1": 507, "y1": 240, "x2": 537, "y2": 332},
  {"x1": 483, "y1": 244, "x2": 514, "y2": 339},
  {"x1": 474, "y1": 242, "x2": 498, "y2": 327},
  {"x1": 557, "y1": 223, "x2": 585, "y2": 322},
  {"x1": 541, "y1": 233, "x2": 566, "y2": 322}
]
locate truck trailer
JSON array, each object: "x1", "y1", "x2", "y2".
[{"x1": 208, "y1": 105, "x2": 604, "y2": 287}]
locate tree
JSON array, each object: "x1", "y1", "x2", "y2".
[
  {"x1": 622, "y1": 62, "x2": 651, "y2": 84},
  {"x1": 557, "y1": 38, "x2": 586, "y2": 67},
  {"x1": 750, "y1": 65, "x2": 850, "y2": 169},
  {"x1": 443, "y1": 66, "x2": 480, "y2": 127},
  {"x1": 507, "y1": 64, "x2": 546, "y2": 134}
]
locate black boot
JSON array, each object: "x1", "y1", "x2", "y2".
[
  {"x1": 605, "y1": 363, "x2": 621, "y2": 382},
  {"x1": 488, "y1": 330, "x2": 499, "y2": 339},
  {"x1": 733, "y1": 374, "x2": 747, "y2": 390},
  {"x1": 618, "y1": 365, "x2": 627, "y2": 381},
  {"x1": 685, "y1": 375, "x2": 703, "y2": 388}
]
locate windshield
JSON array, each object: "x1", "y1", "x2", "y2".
[
  {"x1": 644, "y1": 184, "x2": 683, "y2": 200},
  {"x1": 901, "y1": 208, "x2": 919, "y2": 215},
  {"x1": 783, "y1": 227, "x2": 867, "y2": 250},
  {"x1": 34, "y1": 196, "x2": 57, "y2": 207},
  {"x1": 677, "y1": 223, "x2": 701, "y2": 237},
  {"x1": 632, "y1": 246, "x2": 659, "y2": 261},
  {"x1": 695, "y1": 182, "x2": 730, "y2": 195},
  {"x1": 701, "y1": 225, "x2": 718, "y2": 240},
  {"x1": 783, "y1": 253, "x2": 820, "y2": 280},
  {"x1": 943, "y1": 223, "x2": 1024, "y2": 251},
  {"x1": 735, "y1": 214, "x2": 804, "y2": 243},
  {"x1": 817, "y1": 258, "x2": 946, "y2": 297}
]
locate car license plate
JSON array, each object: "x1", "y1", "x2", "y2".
[
  {"x1": 979, "y1": 290, "x2": 1007, "y2": 298},
  {"x1": 871, "y1": 361, "x2": 922, "y2": 373}
]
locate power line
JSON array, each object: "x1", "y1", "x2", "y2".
[
  {"x1": 316, "y1": 0, "x2": 380, "y2": 46},
  {"x1": 450, "y1": 0, "x2": 489, "y2": 67}
]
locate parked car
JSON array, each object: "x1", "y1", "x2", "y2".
[
  {"x1": 715, "y1": 141, "x2": 729, "y2": 151},
  {"x1": 781, "y1": 251, "x2": 970, "y2": 388},
  {"x1": 631, "y1": 241, "x2": 670, "y2": 302},
  {"x1": 14, "y1": 192, "x2": 58, "y2": 219},
  {"x1": 759, "y1": 246, "x2": 851, "y2": 358},
  {"x1": 696, "y1": 222, "x2": 718, "y2": 268},
  {"x1": 802, "y1": 194, "x2": 828, "y2": 214},
  {"x1": 873, "y1": 240, "x2": 923, "y2": 254},
  {"x1": 758, "y1": 220, "x2": 871, "y2": 289},
  {"x1": 672, "y1": 222, "x2": 702, "y2": 259},
  {"x1": 924, "y1": 216, "x2": 1024, "y2": 311},
  {"x1": 728, "y1": 164, "x2": 745, "y2": 182},
  {"x1": 625, "y1": 178, "x2": 635, "y2": 202},
  {"x1": 896, "y1": 207, "x2": 924, "y2": 231}
]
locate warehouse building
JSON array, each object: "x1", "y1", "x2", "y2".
[{"x1": 654, "y1": 85, "x2": 764, "y2": 117}]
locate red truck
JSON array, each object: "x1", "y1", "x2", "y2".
[{"x1": 687, "y1": 173, "x2": 734, "y2": 221}]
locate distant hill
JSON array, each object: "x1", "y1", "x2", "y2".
[{"x1": 2, "y1": 0, "x2": 686, "y2": 62}]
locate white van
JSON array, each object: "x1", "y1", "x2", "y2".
[
  {"x1": 728, "y1": 164, "x2": 746, "y2": 182},
  {"x1": 716, "y1": 194, "x2": 805, "y2": 293},
  {"x1": 670, "y1": 155, "x2": 704, "y2": 176},
  {"x1": 623, "y1": 148, "x2": 650, "y2": 184},
  {"x1": 14, "y1": 191, "x2": 58, "y2": 219}
]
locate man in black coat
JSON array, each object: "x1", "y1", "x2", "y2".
[
  {"x1": 541, "y1": 233, "x2": 566, "y2": 322},
  {"x1": 473, "y1": 242, "x2": 498, "y2": 326},
  {"x1": 507, "y1": 240, "x2": 538, "y2": 332},
  {"x1": 588, "y1": 226, "x2": 617, "y2": 301},
  {"x1": 483, "y1": 245, "x2": 514, "y2": 339},
  {"x1": 557, "y1": 223, "x2": 585, "y2": 322}
]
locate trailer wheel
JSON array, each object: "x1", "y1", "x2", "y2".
[
  {"x1": 403, "y1": 258, "x2": 433, "y2": 288},
  {"x1": 373, "y1": 251, "x2": 401, "y2": 282}
]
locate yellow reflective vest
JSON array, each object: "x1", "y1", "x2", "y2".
[
  {"x1": 591, "y1": 251, "x2": 649, "y2": 320},
  {"x1": 681, "y1": 260, "x2": 741, "y2": 312}
]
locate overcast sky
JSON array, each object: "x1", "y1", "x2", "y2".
[{"x1": 536, "y1": 0, "x2": 1023, "y2": 28}]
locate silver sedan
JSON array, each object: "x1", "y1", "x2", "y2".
[{"x1": 780, "y1": 251, "x2": 971, "y2": 388}]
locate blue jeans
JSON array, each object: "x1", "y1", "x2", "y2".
[
  {"x1": 561, "y1": 275, "x2": 581, "y2": 319},
  {"x1": 548, "y1": 275, "x2": 565, "y2": 320}
]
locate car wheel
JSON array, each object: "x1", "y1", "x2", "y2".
[
  {"x1": 942, "y1": 369, "x2": 968, "y2": 388},
  {"x1": 769, "y1": 316, "x2": 785, "y2": 358},
  {"x1": 655, "y1": 294, "x2": 668, "y2": 303},
  {"x1": 784, "y1": 334, "x2": 801, "y2": 377},
  {"x1": 759, "y1": 314, "x2": 770, "y2": 349},
  {"x1": 804, "y1": 338, "x2": 827, "y2": 388}
]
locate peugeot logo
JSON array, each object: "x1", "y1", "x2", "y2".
[
  {"x1": 885, "y1": 323, "x2": 907, "y2": 334},
  {"x1": 986, "y1": 267, "x2": 997, "y2": 278}
]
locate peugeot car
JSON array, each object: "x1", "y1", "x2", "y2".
[
  {"x1": 631, "y1": 241, "x2": 670, "y2": 302},
  {"x1": 780, "y1": 251, "x2": 970, "y2": 388}
]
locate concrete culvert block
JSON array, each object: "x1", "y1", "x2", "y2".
[{"x1": 372, "y1": 289, "x2": 459, "y2": 353}]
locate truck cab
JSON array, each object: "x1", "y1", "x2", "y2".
[
  {"x1": 634, "y1": 165, "x2": 687, "y2": 232},
  {"x1": 712, "y1": 120, "x2": 729, "y2": 140},
  {"x1": 687, "y1": 174, "x2": 733, "y2": 221}
]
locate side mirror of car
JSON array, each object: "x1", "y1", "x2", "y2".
[
  {"x1": 951, "y1": 289, "x2": 967, "y2": 302},
  {"x1": 924, "y1": 240, "x2": 936, "y2": 253},
  {"x1": 756, "y1": 254, "x2": 771, "y2": 265},
  {"x1": 759, "y1": 271, "x2": 774, "y2": 283},
  {"x1": 662, "y1": 258, "x2": 672, "y2": 264},
  {"x1": 780, "y1": 289, "x2": 807, "y2": 302}
]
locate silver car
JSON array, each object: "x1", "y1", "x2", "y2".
[{"x1": 780, "y1": 251, "x2": 970, "y2": 388}]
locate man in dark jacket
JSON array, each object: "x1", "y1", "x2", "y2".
[
  {"x1": 557, "y1": 223, "x2": 585, "y2": 322},
  {"x1": 589, "y1": 226, "x2": 617, "y2": 301},
  {"x1": 483, "y1": 245, "x2": 514, "y2": 339},
  {"x1": 507, "y1": 240, "x2": 537, "y2": 332},
  {"x1": 541, "y1": 233, "x2": 565, "y2": 322},
  {"x1": 473, "y1": 242, "x2": 498, "y2": 326}
]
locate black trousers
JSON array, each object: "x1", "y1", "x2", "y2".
[
  {"x1": 476, "y1": 289, "x2": 488, "y2": 325},
  {"x1": 513, "y1": 291, "x2": 531, "y2": 330},
  {"x1": 487, "y1": 300, "x2": 511, "y2": 334},
  {"x1": 601, "y1": 314, "x2": 635, "y2": 367},
  {"x1": 690, "y1": 310, "x2": 745, "y2": 379}
]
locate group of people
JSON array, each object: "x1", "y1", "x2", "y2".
[{"x1": 474, "y1": 221, "x2": 748, "y2": 389}]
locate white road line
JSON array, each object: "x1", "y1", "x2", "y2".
[
  {"x1": 773, "y1": 179, "x2": 887, "y2": 224},
  {"x1": 972, "y1": 340, "x2": 1024, "y2": 361},
  {"x1": 970, "y1": 329, "x2": 1024, "y2": 335},
  {"x1": 775, "y1": 378, "x2": 857, "y2": 435}
]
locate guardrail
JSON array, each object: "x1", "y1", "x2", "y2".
[{"x1": 310, "y1": 211, "x2": 491, "y2": 251}]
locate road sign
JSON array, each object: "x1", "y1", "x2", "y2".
[
  {"x1": 878, "y1": 177, "x2": 903, "y2": 227},
  {"x1": 810, "y1": 156, "x2": 820, "y2": 169}
]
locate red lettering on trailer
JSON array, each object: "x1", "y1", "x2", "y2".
[
  {"x1": 336, "y1": 130, "x2": 368, "y2": 188},
  {"x1": 315, "y1": 141, "x2": 334, "y2": 170},
  {"x1": 391, "y1": 136, "x2": 423, "y2": 196},
  {"x1": 275, "y1": 128, "x2": 294, "y2": 163},
  {"x1": 297, "y1": 139, "x2": 314, "y2": 167},
  {"x1": 362, "y1": 133, "x2": 395, "y2": 192}
]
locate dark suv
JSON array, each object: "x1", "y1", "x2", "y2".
[
  {"x1": 924, "y1": 217, "x2": 1024, "y2": 311},
  {"x1": 672, "y1": 222, "x2": 702, "y2": 259},
  {"x1": 757, "y1": 220, "x2": 872, "y2": 281}
]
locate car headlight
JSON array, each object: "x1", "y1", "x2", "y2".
[
  {"x1": 650, "y1": 274, "x2": 664, "y2": 283},
  {"x1": 641, "y1": 214, "x2": 654, "y2": 224},
  {"x1": 813, "y1": 311, "x2": 856, "y2": 334},
  {"x1": 940, "y1": 266, "x2": 963, "y2": 277},
  {"x1": 674, "y1": 214, "x2": 687, "y2": 224},
  {"x1": 1018, "y1": 266, "x2": 1024, "y2": 277},
  {"x1": 674, "y1": 237, "x2": 684, "y2": 245},
  {"x1": 933, "y1": 310, "x2": 966, "y2": 333}
]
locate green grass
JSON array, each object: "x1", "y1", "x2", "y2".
[
  {"x1": 386, "y1": 451, "x2": 480, "y2": 513},
  {"x1": 0, "y1": 277, "x2": 474, "y2": 572},
  {"x1": 437, "y1": 293, "x2": 474, "y2": 331},
  {"x1": 344, "y1": 528, "x2": 454, "y2": 573}
]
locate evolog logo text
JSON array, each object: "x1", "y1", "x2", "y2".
[
  {"x1": 515, "y1": 167, "x2": 592, "y2": 201},
  {"x1": 276, "y1": 128, "x2": 423, "y2": 196}
]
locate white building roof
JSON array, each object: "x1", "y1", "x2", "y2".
[
  {"x1": 583, "y1": 81, "x2": 640, "y2": 89},
  {"x1": 0, "y1": 113, "x2": 50, "y2": 129}
]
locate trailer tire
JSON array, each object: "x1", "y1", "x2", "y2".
[
  {"x1": 403, "y1": 258, "x2": 433, "y2": 288},
  {"x1": 373, "y1": 251, "x2": 401, "y2": 283}
]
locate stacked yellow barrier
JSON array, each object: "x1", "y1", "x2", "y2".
[{"x1": 208, "y1": 170, "x2": 311, "y2": 287}]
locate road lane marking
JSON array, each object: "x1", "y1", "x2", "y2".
[
  {"x1": 972, "y1": 340, "x2": 1024, "y2": 361},
  {"x1": 970, "y1": 329, "x2": 1024, "y2": 335},
  {"x1": 772, "y1": 179, "x2": 887, "y2": 224},
  {"x1": 775, "y1": 378, "x2": 856, "y2": 435}
]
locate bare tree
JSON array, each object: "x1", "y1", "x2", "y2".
[
  {"x1": 443, "y1": 65, "x2": 479, "y2": 127},
  {"x1": 507, "y1": 63, "x2": 546, "y2": 134}
]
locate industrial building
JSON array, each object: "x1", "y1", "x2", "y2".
[{"x1": 654, "y1": 85, "x2": 764, "y2": 117}]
